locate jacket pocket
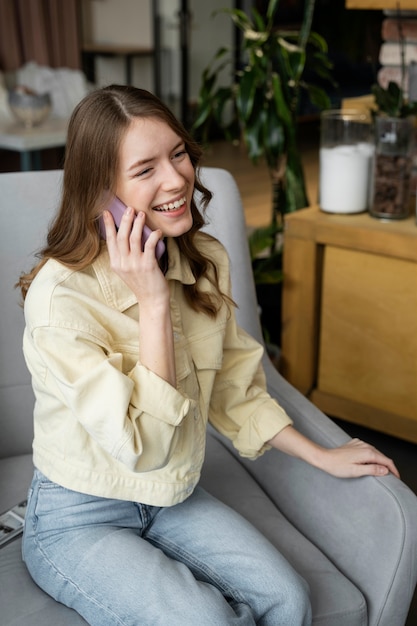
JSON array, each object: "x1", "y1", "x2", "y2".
[{"x1": 190, "y1": 332, "x2": 224, "y2": 371}]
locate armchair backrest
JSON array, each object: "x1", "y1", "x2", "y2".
[
  {"x1": 0, "y1": 170, "x2": 62, "y2": 458},
  {"x1": 200, "y1": 167, "x2": 263, "y2": 343},
  {"x1": 0, "y1": 167, "x2": 263, "y2": 458}
]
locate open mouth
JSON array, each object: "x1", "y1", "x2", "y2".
[{"x1": 153, "y1": 196, "x2": 186, "y2": 212}]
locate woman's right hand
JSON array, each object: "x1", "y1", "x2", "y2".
[
  {"x1": 103, "y1": 207, "x2": 176, "y2": 386},
  {"x1": 103, "y1": 207, "x2": 168, "y2": 305}
]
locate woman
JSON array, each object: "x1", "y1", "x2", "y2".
[{"x1": 19, "y1": 85, "x2": 398, "y2": 626}]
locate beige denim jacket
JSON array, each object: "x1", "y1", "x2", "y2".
[{"x1": 23, "y1": 234, "x2": 292, "y2": 506}]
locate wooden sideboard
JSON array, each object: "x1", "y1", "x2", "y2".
[
  {"x1": 346, "y1": 0, "x2": 417, "y2": 8},
  {"x1": 281, "y1": 205, "x2": 417, "y2": 442}
]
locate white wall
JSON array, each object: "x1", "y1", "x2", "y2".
[
  {"x1": 81, "y1": 0, "x2": 154, "y2": 90},
  {"x1": 189, "y1": 0, "x2": 234, "y2": 101},
  {"x1": 81, "y1": 0, "x2": 234, "y2": 103},
  {"x1": 84, "y1": 0, "x2": 153, "y2": 47}
]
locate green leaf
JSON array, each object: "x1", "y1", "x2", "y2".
[
  {"x1": 251, "y1": 7, "x2": 266, "y2": 32},
  {"x1": 307, "y1": 30, "x2": 328, "y2": 53},
  {"x1": 253, "y1": 267, "x2": 283, "y2": 284},
  {"x1": 192, "y1": 101, "x2": 211, "y2": 130},
  {"x1": 249, "y1": 222, "x2": 282, "y2": 259},
  {"x1": 243, "y1": 110, "x2": 264, "y2": 163},
  {"x1": 372, "y1": 82, "x2": 404, "y2": 117},
  {"x1": 266, "y1": 0, "x2": 280, "y2": 24},
  {"x1": 236, "y1": 67, "x2": 257, "y2": 121},
  {"x1": 285, "y1": 161, "x2": 308, "y2": 212},
  {"x1": 299, "y1": 0, "x2": 316, "y2": 49},
  {"x1": 256, "y1": 99, "x2": 284, "y2": 171},
  {"x1": 213, "y1": 86, "x2": 233, "y2": 114},
  {"x1": 271, "y1": 73, "x2": 292, "y2": 128},
  {"x1": 309, "y1": 50, "x2": 334, "y2": 78},
  {"x1": 303, "y1": 82, "x2": 331, "y2": 111},
  {"x1": 227, "y1": 9, "x2": 254, "y2": 33},
  {"x1": 251, "y1": 249, "x2": 284, "y2": 284}
]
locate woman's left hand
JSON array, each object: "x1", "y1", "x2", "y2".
[
  {"x1": 318, "y1": 438, "x2": 400, "y2": 479},
  {"x1": 268, "y1": 426, "x2": 400, "y2": 479}
]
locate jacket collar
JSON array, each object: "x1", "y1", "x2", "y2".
[{"x1": 92, "y1": 237, "x2": 196, "y2": 312}]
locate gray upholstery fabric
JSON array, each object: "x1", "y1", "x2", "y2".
[{"x1": 1, "y1": 168, "x2": 417, "y2": 625}]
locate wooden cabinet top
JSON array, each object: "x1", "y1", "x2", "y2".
[
  {"x1": 346, "y1": 0, "x2": 417, "y2": 8},
  {"x1": 284, "y1": 205, "x2": 417, "y2": 262}
]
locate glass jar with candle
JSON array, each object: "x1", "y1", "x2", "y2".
[
  {"x1": 319, "y1": 110, "x2": 375, "y2": 214},
  {"x1": 370, "y1": 116, "x2": 414, "y2": 220}
]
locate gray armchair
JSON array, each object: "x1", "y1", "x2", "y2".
[{"x1": 1, "y1": 168, "x2": 416, "y2": 625}]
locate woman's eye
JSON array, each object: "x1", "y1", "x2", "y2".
[
  {"x1": 173, "y1": 150, "x2": 187, "y2": 160},
  {"x1": 136, "y1": 167, "x2": 152, "y2": 177}
]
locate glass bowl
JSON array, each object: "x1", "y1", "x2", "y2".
[{"x1": 8, "y1": 88, "x2": 52, "y2": 128}]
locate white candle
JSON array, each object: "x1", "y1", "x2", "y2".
[{"x1": 319, "y1": 142, "x2": 375, "y2": 214}]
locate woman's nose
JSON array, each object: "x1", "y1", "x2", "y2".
[{"x1": 161, "y1": 162, "x2": 186, "y2": 190}]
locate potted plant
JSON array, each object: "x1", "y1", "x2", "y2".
[
  {"x1": 192, "y1": 0, "x2": 333, "y2": 345},
  {"x1": 370, "y1": 14, "x2": 417, "y2": 219}
]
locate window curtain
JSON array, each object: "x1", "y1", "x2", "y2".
[{"x1": 0, "y1": 0, "x2": 81, "y2": 72}]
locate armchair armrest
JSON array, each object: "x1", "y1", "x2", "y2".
[
  {"x1": 199, "y1": 166, "x2": 417, "y2": 625},
  {"x1": 230, "y1": 356, "x2": 417, "y2": 626}
]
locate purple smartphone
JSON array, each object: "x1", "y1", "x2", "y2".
[{"x1": 100, "y1": 195, "x2": 165, "y2": 261}]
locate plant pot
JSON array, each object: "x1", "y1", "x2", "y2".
[{"x1": 370, "y1": 116, "x2": 415, "y2": 220}]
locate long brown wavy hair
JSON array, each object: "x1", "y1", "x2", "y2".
[{"x1": 18, "y1": 85, "x2": 231, "y2": 317}]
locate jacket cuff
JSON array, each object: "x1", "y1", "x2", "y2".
[
  {"x1": 129, "y1": 364, "x2": 193, "y2": 426},
  {"x1": 234, "y1": 400, "x2": 293, "y2": 459}
]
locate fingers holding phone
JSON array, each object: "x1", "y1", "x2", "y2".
[
  {"x1": 100, "y1": 195, "x2": 165, "y2": 260},
  {"x1": 129, "y1": 211, "x2": 165, "y2": 263},
  {"x1": 101, "y1": 196, "x2": 168, "y2": 300}
]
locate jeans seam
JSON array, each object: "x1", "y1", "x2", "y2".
[
  {"x1": 146, "y1": 532, "x2": 247, "y2": 605},
  {"x1": 31, "y1": 533, "x2": 130, "y2": 626}
]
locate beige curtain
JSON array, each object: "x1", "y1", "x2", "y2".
[{"x1": 0, "y1": 0, "x2": 81, "y2": 71}]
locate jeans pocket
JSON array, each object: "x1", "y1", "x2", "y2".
[{"x1": 27, "y1": 472, "x2": 69, "y2": 536}]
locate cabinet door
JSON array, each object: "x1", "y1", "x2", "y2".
[{"x1": 317, "y1": 245, "x2": 417, "y2": 421}]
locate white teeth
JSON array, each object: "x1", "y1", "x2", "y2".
[{"x1": 154, "y1": 196, "x2": 186, "y2": 212}]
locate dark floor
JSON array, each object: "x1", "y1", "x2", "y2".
[{"x1": 332, "y1": 418, "x2": 417, "y2": 625}]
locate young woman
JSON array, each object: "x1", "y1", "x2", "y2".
[{"x1": 19, "y1": 85, "x2": 398, "y2": 626}]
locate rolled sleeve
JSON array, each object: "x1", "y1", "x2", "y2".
[
  {"x1": 129, "y1": 363, "x2": 191, "y2": 426},
  {"x1": 232, "y1": 398, "x2": 293, "y2": 458},
  {"x1": 208, "y1": 312, "x2": 293, "y2": 459}
]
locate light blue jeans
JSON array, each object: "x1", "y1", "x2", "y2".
[{"x1": 22, "y1": 470, "x2": 311, "y2": 625}]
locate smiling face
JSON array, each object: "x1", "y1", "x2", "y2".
[{"x1": 114, "y1": 117, "x2": 195, "y2": 238}]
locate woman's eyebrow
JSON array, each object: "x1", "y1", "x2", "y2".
[
  {"x1": 127, "y1": 140, "x2": 185, "y2": 173},
  {"x1": 171, "y1": 140, "x2": 185, "y2": 151},
  {"x1": 127, "y1": 156, "x2": 154, "y2": 172}
]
